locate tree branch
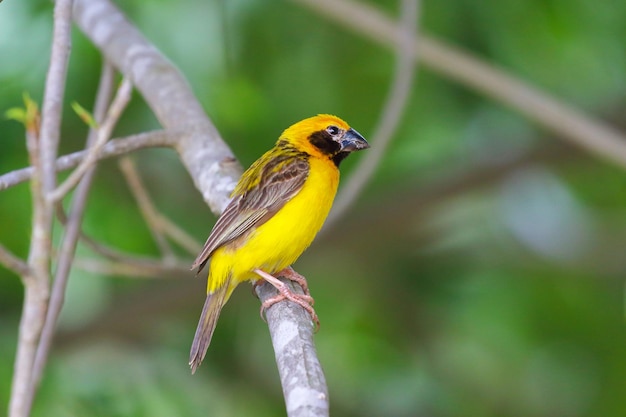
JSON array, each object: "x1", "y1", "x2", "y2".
[
  {"x1": 74, "y1": 257, "x2": 191, "y2": 279},
  {"x1": 47, "y1": 77, "x2": 133, "y2": 203},
  {"x1": 118, "y1": 156, "x2": 176, "y2": 259},
  {"x1": 73, "y1": 0, "x2": 242, "y2": 214},
  {"x1": 255, "y1": 278, "x2": 329, "y2": 417},
  {"x1": 39, "y1": 0, "x2": 73, "y2": 194},
  {"x1": 0, "y1": 244, "x2": 31, "y2": 278},
  {"x1": 10, "y1": 0, "x2": 74, "y2": 415},
  {"x1": 118, "y1": 156, "x2": 203, "y2": 256},
  {"x1": 293, "y1": 0, "x2": 626, "y2": 169},
  {"x1": 32, "y1": 61, "x2": 117, "y2": 389},
  {"x1": 328, "y1": 0, "x2": 419, "y2": 226},
  {"x1": 0, "y1": 130, "x2": 177, "y2": 191},
  {"x1": 154, "y1": 215, "x2": 203, "y2": 255}
]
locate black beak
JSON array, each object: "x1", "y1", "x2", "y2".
[{"x1": 339, "y1": 128, "x2": 369, "y2": 152}]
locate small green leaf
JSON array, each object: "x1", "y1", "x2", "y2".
[
  {"x1": 71, "y1": 101, "x2": 98, "y2": 129},
  {"x1": 6, "y1": 93, "x2": 40, "y2": 134},
  {"x1": 5, "y1": 107, "x2": 27, "y2": 123}
]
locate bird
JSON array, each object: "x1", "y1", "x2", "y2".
[{"x1": 189, "y1": 114, "x2": 369, "y2": 373}]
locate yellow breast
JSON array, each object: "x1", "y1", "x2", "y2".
[{"x1": 207, "y1": 157, "x2": 339, "y2": 292}]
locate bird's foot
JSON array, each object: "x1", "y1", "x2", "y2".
[
  {"x1": 253, "y1": 268, "x2": 320, "y2": 331},
  {"x1": 276, "y1": 266, "x2": 311, "y2": 298}
]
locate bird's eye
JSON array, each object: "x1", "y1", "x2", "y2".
[{"x1": 326, "y1": 125, "x2": 340, "y2": 136}]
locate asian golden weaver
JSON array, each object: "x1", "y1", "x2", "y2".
[{"x1": 189, "y1": 114, "x2": 369, "y2": 373}]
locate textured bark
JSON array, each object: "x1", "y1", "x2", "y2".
[{"x1": 256, "y1": 279, "x2": 329, "y2": 417}]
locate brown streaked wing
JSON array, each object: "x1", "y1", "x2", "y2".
[{"x1": 191, "y1": 155, "x2": 309, "y2": 273}]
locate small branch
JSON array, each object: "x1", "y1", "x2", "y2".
[
  {"x1": 73, "y1": 0, "x2": 242, "y2": 215},
  {"x1": 0, "y1": 244, "x2": 31, "y2": 278},
  {"x1": 67, "y1": 225, "x2": 193, "y2": 277},
  {"x1": 328, "y1": 0, "x2": 419, "y2": 226},
  {"x1": 118, "y1": 156, "x2": 202, "y2": 256},
  {"x1": 154, "y1": 215, "x2": 203, "y2": 255},
  {"x1": 320, "y1": 144, "x2": 571, "y2": 250},
  {"x1": 118, "y1": 156, "x2": 175, "y2": 259},
  {"x1": 255, "y1": 278, "x2": 329, "y2": 417},
  {"x1": 74, "y1": 257, "x2": 191, "y2": 278},
  {"x1": 0, "y1": 130, "x2": 178, "y2": 192},
  {"x1": 53, "y1": 209, "x2": 184, "y2": 275},
  {"x1": 39, "y1": 0, "x2": 73, "y2": 194},
  {"x1": 293, "y1": 0, "x2": 626, "y2": 169},
  {"x1": 47, "y1": 77, "x2": 133, "y2": 203},
  {"x1": 32, "y1": 62, "x2": 117, "y2": 389},
  {"x1": 10, "y1": 0, "x2": 74, "y2": 415}
]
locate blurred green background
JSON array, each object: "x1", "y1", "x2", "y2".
[{"x1": 2, "y1": 0, "x2": 626, "y2": 416}]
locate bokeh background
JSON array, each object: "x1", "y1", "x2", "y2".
[{"x1": 2, "y1": 0, "x2": 626, "y2": 416}]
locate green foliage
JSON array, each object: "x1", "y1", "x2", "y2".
[{"x1": 5, "y1": 93, "x2": 39, "y2": 132}]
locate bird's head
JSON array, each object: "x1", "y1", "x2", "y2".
[{"x1": 278, "y1": 114, "x2": 369, "y2": 166}]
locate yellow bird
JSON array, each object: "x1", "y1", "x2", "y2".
[{"x1": 189, "y1": 114, "x2": 369, "y2": 373}]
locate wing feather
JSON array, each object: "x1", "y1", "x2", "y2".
[{"x1": 192, "y1": 154, "x2": 309, "y2": 273}]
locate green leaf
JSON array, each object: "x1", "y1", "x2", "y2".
[
  {"x1": 6, "y1": 93, "x2": 40, "y2": 133},
  {"x1": 71, "y1": 101, "x2": 98, "y2": 129},
  {"x1": 5, "y1": 107, "x2": 26, "y2": 123}
]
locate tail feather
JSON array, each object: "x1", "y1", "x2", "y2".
[{"x1": 189, "y1": 280, "x2": 232, "y2": 374}]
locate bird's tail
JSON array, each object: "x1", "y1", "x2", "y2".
[{"x1": 189, "y1": 278, "x2": 232, "y2": 374}]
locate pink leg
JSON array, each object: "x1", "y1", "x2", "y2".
[
  {"x1": 254, "y1": 268, "x2": 319, "y2": 330},
  {"x1": 275, "y1": 266, "x2": 311, "y2": 298}
]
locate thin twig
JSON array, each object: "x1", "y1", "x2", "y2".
[
  {"x1": 320, "y1": 145, "x2": 571, "y2": 250},
  {"x1": 118, "y1": 156, "x2": 176, "y2": 260},
  {"x1": 32, "y1": 62, "x2": 117, "y2": 389},
  {"x1": 74, "y1": 257, "x2": 191, "y2": 278},
  {"x1": 11, "y1": 116, "x2": 47, "y2": 417},
  {"x1": 10, "y1": 0, "x2": 74, "y2": 416},
  {"x1": 328, "y1": 0, "x2": 419, "y2": 226},
  {"x1": 293, "y1": 0, "x2": 626, "y2": 168},
  {"x1": 0, "y1": 130, "x2": 178, "y2": 192},
  {"x1": 154, "y1": 215, "x2": 203, "y2": 255},
  {"x1": 69, "y1": 224, "x2": 193, "y2": 276},
  {"x1": 47, "y1": 78, "x2": 133, "y2": 203},
  {"x1": 0, "y1": 244, "x2": 31, "y2": 277},
  {"x1": 39, "y1": 0, "x2": 73, "y2": 194},
  {"x1": 53, "y1": 207, "x2": 185, "y2": 275},
  {"x1": 54, "y1": 203, "x2": 194, "y2": 279},
  {"x1": 118, "y1": 156, "x2": 202, "y2": 256},
  {"x1": 77, "y1": 226, "x2": 162, "y2": 264}
]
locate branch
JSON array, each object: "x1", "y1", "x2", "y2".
[
  {"x1": 154, "y1": 215, "x2": 203, "y2": 255},
  {"x1": 74, "y1": 257, "x2": 191, "y2": 279},
  {"x1": 118, "y1": 156, "x2": 203, "y2": 256},
  {"x1": 320, "y1": 144, "x2": 573, "y2": 251},
  {"x1": 328, "y1": 0, "x2": 419, "y2": 226},
  {"x1": 118, "y1": 156, "x2": 175, "y2": 259},
  {"x1": 39, "y1": 0, "x2": 73, "y2": 194},
  {"x1": 47, "y1": 77, "x2": 133, "y2": 202},
  {"x1": 10, "y1": 0, "x2": 74, "y2": 416},
  {"x1": 293, "y1": 0, "x2": 626, "y2": 169},
  {"x1": 73, "y1": 0, "x2": 242, "y2": 214},
  {"x1": 0, "y1": 130, "x2": 177, "y2": 191},
  {"x1": 0, "y1": 244, "x2": 31, "y2": 277},
  {"x1": 32, "y1": 61, "x2": 117, "y2": 389},
  {"x1": 255, "y1": 279, "x2": 329, "y2": 417}
]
